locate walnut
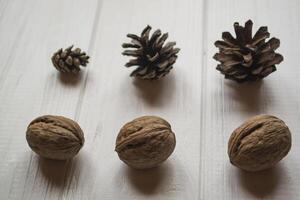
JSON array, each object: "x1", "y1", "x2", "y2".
[
  {"x1": 26, "y1": 115, "x2": 84, "y2": 160},
  {"x1": 115, "y1": 116, "x2": 176, "y2": 169},
  {"x1": 228, "y1": 114, "x2": 291, "y2": 172}
]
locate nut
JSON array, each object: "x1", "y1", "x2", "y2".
[
  {"x1": 115, "y1": 116, "x2": 176, "y2": 169},
  {"x1": 26, "y1": 115, "x2": 84, "y2": 160},
  {"x1": 228, "y1": 114, "x2": 291, "y2": 172}
]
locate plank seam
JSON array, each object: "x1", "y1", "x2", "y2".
[
  {"x1": 74, "y1": 0, "x2": 103, "y2": 121},
  {"x1": 198, "y1": 0, "x2": 208, "y2": 199}
]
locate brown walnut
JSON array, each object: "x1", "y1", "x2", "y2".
[
  {"x1": 115, "y1": 116, "x2": 176, "y2": 169},
  {"x1": 26, "y1": 115, "x2": 84, "y2": 160},
  {"x1": 228, "y1": 114, "x2": 291, "y2": 172}
]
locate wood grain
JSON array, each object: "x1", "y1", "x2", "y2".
[
  {"x1": 202, "y1": 0, "x2": 300, "y2": 199},
  {"x1": 0, "y1": 0, "x2": 299, "y2": 199}
]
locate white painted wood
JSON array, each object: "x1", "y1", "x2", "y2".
[
  {"x1": 0, "y1": 0, "x2": 299, "y2": 199},
  {"x1": 0, "y1": 0, "x2": 98, "y2": 199},
  {"x1": 203, "y1": 0, "x2": 300, "y2": 199}
]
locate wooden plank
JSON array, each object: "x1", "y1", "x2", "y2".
[
  {"x1": 75, "y1": 0, "x2": 205, "y2": 199},
  {"x1": 203, "y1": 0, "x2": 300, "y2": 199},
  {"x1": 1, "y1": 0, "x2": 300, "y2": 199},
  {"x1": 0, "y1": 0, "x2": 98, "y2": 199}
]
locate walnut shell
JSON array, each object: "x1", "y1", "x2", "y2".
[
  {"x1": 228, "y1": 114, "x2": 291, "y2": 172},
  {"x1": 115, "y1": 116, "x2": 176, "y2": 169},
  {"x1": 26, "y1": 115, "x2": 84, "y2": 160}
]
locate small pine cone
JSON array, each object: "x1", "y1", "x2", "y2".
[
  {"x1": 122, "y1": 25, "x2": 180, "y2": 80},
  {"x1": 213, "y1": 20, "x2": 283, "y2": 83},
  {"x1": 51, "y1": 45, "x2": 89, "y2": 74}
]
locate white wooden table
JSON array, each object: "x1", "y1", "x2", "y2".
[{"x1": 0, "y1": 0, "x2": 299, "y2": 199}]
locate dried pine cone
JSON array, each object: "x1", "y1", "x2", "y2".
[
  {"x1": 122, "y1": 25, "x2": 180, "y2": 80},
  {"x1": 51, "y1": 45, "x2": 89, "y2": 73},
  {"x1": 214, "y1": 20, "x2": 283, "y2": 83}
]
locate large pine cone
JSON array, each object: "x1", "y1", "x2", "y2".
[
  {"x1": 51, "y1": 45, "x2": 89, "y2": 74},
  {"x1": 122, "y1": 25, "x2": 180, "y2": 80},
  {"x1": 213, "y1": 20, "x2": 283, "y2": 83}
]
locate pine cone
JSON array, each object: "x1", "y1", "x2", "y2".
[
  {"x1": 213, "y1": 20, "x2": 283, "y2": 83},
  {"x1": 51, "y1": 45, "x2": 89, "y2": 74},
  {"x1": 122, "y1": 25, "x2": 180, "y2": 80}
]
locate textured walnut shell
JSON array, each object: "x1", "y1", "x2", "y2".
[
  {"x1": 26, "y1": 115, "x2": 84, "y2": 160},
  {"x1": 115, "y1": 116, "x2": 176, "y2": 169},
  {"x1": 228, "y1": 114, "x2": 291, "y2": 172}
]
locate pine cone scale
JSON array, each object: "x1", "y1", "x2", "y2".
[
  {"x1": 131, "y1": 66, "x2": 147, "y2": 77},
  {"x1": 215, "y1": 41, "x2": 240, "y2": 51},
  {"x1": 268, "y1": 38, "x2": 280, "y2": 50},
  {"x1": 252, "y1": 27, "x2": 270, "y2": 45},
  {"x1": 242, "y1": 53, "x2": 252, "y2": 63},
  {"x1": 244, "y1": 20, "x2": 253, "y2": 42},
  {"x1": 257, "y1": 51, "x2": 275, "y2": 65},
  {"x1": 251, "y1": 66, "x2": 264, "y2": 75},
  {"x1": 123, "y1": 49, "x2": 143, "y2": 57},
  {"x1": 213, "y1": 53, "x2": 232, "y2": 62},
  {"x1": 126, "y1": 58, "x2": 143, "y2": 67},
  {"x1": 148, "y1": 53, "x2": 159, "y2": 62},
  {"x1": 234, "y1": 24, "x2": 247, "y2": 45},
  {"x1": 149, "y1": 30, "x2": 162, "y2": 44},
  {"x1": 265, "y1": 54, "x2": 283, "y2": 66},
  {"x1": 157, "y1": 60, "x2": 170, "y2": 69},
  {"x1": 261, "y1": 66, "x2": 276, "y2": 77},
  {"x1": 122, "y1": 43, "x2": 140, "y2": 48},
  {"x1": 127, "y1": 34, "x2": 140, "y2": 41},
  {"x1": 141, "y1": 25, "x2": 151, "y2": 35}
]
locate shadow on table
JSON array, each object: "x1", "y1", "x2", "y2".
[
  {"x1": 125, "y1": 162, "x2": 174, "y2": 195},
  {"x1": 132, "y1": 73, "x2": 176, "y2": 107},
  {"x1": 225, "y1": 80, "x2": 269, "y2": 114},
  {"x1": 238, "y1": 165, "x2": 285, "y2": 198},
  {"x1": 57, "y1": 71, "x2": 84, "y2": 86},
  {"x1": 39, "y1": 157, "x2": 80, "y2": 188}
]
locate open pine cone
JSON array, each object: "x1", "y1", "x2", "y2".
[
  {"x1": 122, "y1": 25, "x2": 180, "y2": 80},
  {"x1": 213, "y1": 20, "x2": 283, "y2": 83},
  {"x1": 51, "y1": 45, "x2": 89, "y2": 74}
]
